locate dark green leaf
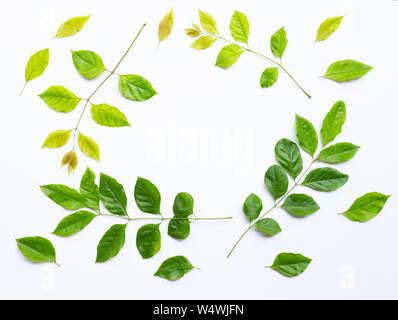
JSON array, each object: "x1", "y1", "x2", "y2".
[
  {"x1": 230, "y1": 10, "x2": 249, "y2": 44},
  {"x1": 264, "y1": 165, "x2": 288, "y2": 200},
  {"x1": 275, "y1": 138, "x2": 303, "y2": 179},
  {"x1": 302, "y1": 167, "x2": 348, "y2": 191},
  {"x1": 320, "y1": 101, "x2": 346, "y2": 146},
  {"x1": 38, "y1": 86, "x2": 81, "y2": 113},
  {"x1": 119, "y1": 74, "x2": 157, "y2": 101},
  {"x1": 96, "y1": 224, "x2": 127, "y2": 263},
  {"x1": 317, "y1": 142, "x2": 360, "y2": 164},
  {"x1": 154, "y1": 256, "x2": 195, "y2": 281},
  {"x1": 270, "y1": 27, "x2": 287, "y2": 59},
  {"x1": 295, "y1": 115, "x2": 318, "y2": 157},
  {"x1": 71, "y1": 50, "x2": 106, "y2": 79},
  {"x1": 80, "y1": 167, "x2": 100, "y2": 211},
  {"x1": 53, "y1": 211, "x2": 96, "y2": 237},
  {"x1": 16, "y1": 237, "x2": 57, "y2": 264},
  {"x1": 134, "y1": 177, "x2": 161, "y2": 214},
  {"x1": 215, "y1": 44, "x2": 244, "y2": 69},
  {"x1": 260, "y1": 67, "x2": 278, "y2": 88},
  {"x1": 281, "y1": 194, "x2": 320, "y2": 216},
  {"x1": 168, "y1": 218, "x2": 190, "y2": 239},
  {"x1": 255, "y1": 218, "x2": 281, "y2": 236},
  {"x1": 136, "y1": 224, "x2": 161, "y2": 259},
  {"x1": 343, "y1": 192, "x2": 390, "y2": 222},
  {"x1": 99, "y1": 173, "x2": 128, "y2": 216},
  {"x1": 243, "y1": 193, "x2": 262, "y2": 222},
  {"x1": 40, "y1": 184, "x2": 87, "y2": 210},
  {"x1": 270, "y1": 252, "x2": 311, "y2": 277},
  {"x1": 323, "y1": 59, "x2": 372, "y2": 82},
  {"x1": 173, "y1": 192, "x2": 194, "y2": 218}
]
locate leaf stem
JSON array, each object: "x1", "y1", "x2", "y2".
[
  {"x1": 19, "y1": 82, "x2": 27, "y2": 96},
  {"x1": 98, "y1": 212, "x2": 233, "y2": 222}
]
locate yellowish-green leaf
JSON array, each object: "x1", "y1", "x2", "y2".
[
  {"x1": 215, "y1": 44, "x2": 244, "y2": 69},
  {"x1": 230, "y1": 10, "x2": 249, "y2": 44},
  {"x1": 78, "y1": 132, "x2": 100, "y2": 161},
  {"x1": 270, "y1": 27, "x2": 288, "y2": 59},
  {"x1": 24, "y1": 48, "x2": 50, "y2": 83},
  {"x1": 198, "y1": 10, "x2": 218, "y2": 34},
  {"x1": 158, "y1": 8, "x2": 174, "y2": 44},
  {"x1": 191, "y1": 35, "x2": 216, "y2": 50},
  {"x1": 38, "y1": 86, "x2": 81, "y2": 113},
  {"x1": 315, "y1": 16, "x2": 344, "y2": 42},
  {"x1": 91, "y1": 104, "x2": 130, "y2": 127},
  {"x1": 119, "y1": 74, "x2": 157, "y2": 101},
  {"x1": 55, "y1": 15, "x2": 91, "y2": 38},
  {"x1": 42, "y1": 130, "x2": 71, "y2": 149},
  {"x1": 71, "y1": 50, "x2": 106, "y2": 79}
]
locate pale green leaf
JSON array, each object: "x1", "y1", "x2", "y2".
[
  {"x1": 119, "y1": 74, "x2": 157, "y2": 101},
  {"x1": 270, "y1": 27, "x2": 287, "y2": 59},
  {"x1": 41, "y1": 130, "x2": 71, "y2": 149},
  {"x1": 260, "y1": 67, "x2": 278, "y2": 88},
  {"x1": 39, "y1": 86, "x2": 81, "y2": 113},
  {"x1": 55, "y1": 15, "x2": 91, "y2": 38},
  {"x1": 77, "y1": 132, "x2": 100, "y2": 161},
  {"x1": 323, "y1": 59, "x2": 373, "y2": 82},
  {"x1": 343, "y1": 192, "x2": 390, "y2": 222},
  {"x1": 315, "y1": 16, "x2": 344, "y2": 42},
  {"x1": 158, "y1": 8, "x2": 174, "y2": 43},
  {"x1": 198, "y1": 10, "x2": 218, "y2": 34},
  {"x1": 71, "y1": 50, "x2": 106, "y2": 79},
  {"x1": 215, "y1": 44, "x2": 243, "y2": 69},
  {"x1": 230, "y1": 10, "x2": 249, "y2": 44},
  {"x1": 320, "y1": 101, "x2": 346, "y2": 146},
  {"x1": 91, "y1": 103, "x2": 130, "y2": 127},
  {"x1": 191, "y1": 35, "x2": 216, "y2": 50},
  {"x1": 25, "y1": 48, "x2": 49, "y2": 82}
]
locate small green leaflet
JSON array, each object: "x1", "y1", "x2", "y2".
[
  {"x1": 281, "y1": 194, "x2": 320, "y2": 216},
  {"x1": 91, "y1": 104, "x2": 130, "y2": 127},
  {"x1": 269, "y1": 252, "x2": 311, "y2": 277},
  {"x1": 270, "y1": 27, "x2": 287, "y2": 59},
  {"x1": 215, "y1": 44, "x2": 244, "y2": 69},
  {"x1": 255, "y1": 218, "x2": 281, "y2": 236},
  {"x1": 243, "y1": 193, "x2": 263, "y2": 222},
  {"x1": 154, "y1": 256, "x2": 195, "y2": 281},
  {"x1": 134, "y1": 177, "x2": 161, "y2": 214},
  {"x1": 260, "y1": 67, "x2": 278, "y2": 88},
  {"x1": 323, "y1": 59, "x2": 373, "y2": 82},
  {"x1": 185, "y1": 23, "x2": 201, "y2": 37},
  {"x1": 16, "y1": 237, "x2": 57, "y2": 264},
  {"x1": 230, "y1": 10, "x2": 249, "y2": 44},
  {"x1": 119, "y1": 74, "x2": 157, "y2": 101},
  {"x1": 22, "y1": 48, "x2": 49, "y2": 94},
  {"x1": 264, "y1": 165, "x2": 288, "y2": 200},
  {"x1": 275, "y1": 138, "x2": 303, "y2": 179},
  {"x1": 158, "y1": 8, "x2": 174, "y2": 45},
  {"x1": 317, "y1": 142, "x2": 360, "y2": 164},
  {"x1": 168, "y1": 218, "x2": 190, "y2": 240},
  {"x1": 173, "y1": 192, "x2": 194, "y2": 218},
  {"x1": 315, "y1": 16, "x2": 344, "y2": 42},
  {"x1": 71, "y1": 50, "x2": 106, "y2": 79},
  {"x1": 96, "y1": 224, "x2": 127, "y2": 263},
  {"x1": 40, "y1": 184, "x2": 87, "y2": 210},
  {"x1": 99, "y1": 173, "x2": 128, "y2": 216},
  {"x1": 55, "y1": 15, "x2": 91, "y2": 38},
  {"x1": 136, "y1": 224, "x2": 161, "y2": 259},
  {"x1": 41, "y1": 130, "x2": 71, "y2": 149},
  {"x1": 80, "y1": 167, "x2": 100, "y2": 211},
  {"x1": 198, "y1": 10, "x2": 218, "y2": 34},
  {"x1": 320, "y1": 101, "x2": 346, "y2": 146},
  {"x1": 53, "y1": 211, "x2": 96, "y2": 237},
  {"x1": 78, "y1": 132, "x2": 100, "y2": 161},
  {"x1": 39, "y1": 86, "x2": 81, "y2": 113},
  {"x1": 342, "y1": 192, "x2": 390, "y2": 222},
  {"x1": 191, "y1": 36, "x2": 216, "y2": 50},
  {"x1": 295, "y1": 115, "x2": 318, "y2": 157},
  {"x1": 302, "y1": 167, "x2": 348, "y2": 191}
]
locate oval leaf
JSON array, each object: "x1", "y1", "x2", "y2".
[
  {"x1": 168, "y1": 218, "x2": 190, "y2": 240},
  {"x1": 320, "y1": 101, "x2": 346, "y2": 146},
  {"x1": 91, "y1": 103, "x2": 130, "y2": 127},
  {"x1": 96, "y1": 224, "x2": 127, "y2": 263},
  {"x1": 255, "y1": 218, "x2": 281, "y2": 236},
  {"x1": 173, "y1": 192, "x2": 194, "y2": 218},
  {"x1": 41, "y1": 130, "x2": 71, "y2": 149},
  {"x1": 39, "y1": 86, "x2": 81, "y2": 113},
  {"x1": 281, "y1": 194, "x2": 320, "y2": 216},
  {"x1": 136, "y1": 224, "x2": 161, "y2": 259},
  {"x1": 230, "y1": 10, "x2": 249, "y2": 44},
  {"x1": 16, "y1": 237, "x2": 57, "y2": 264},
  {"x1": 53, "y1": 211, "x2": 96, "y2": 237},
  {"x1": 134, "y1": 177, "x2": 161, "y2": 214},
  {"x1": 71, "y1": 50, "x2": 106, "y2": 79},
  {"x1": 260, "y1": 67, "x2": 278, "y2": 88},
  {"x1": 270, "y1": 27, "x2": 287, "y2": 59},
  {"x1": 191, "y1": 35, "x2": 216, "y2": 50},
  {"x1": 317, "y1": 142, "x2": 360, "y2": 164},
  {"x1": 119, "y1": 74, "x2": 157, "y2": 101},
  {"x1": 154, "y1": 256, "x2": 195, "y2": 281},
  {"x1": 55, "y1": 15, "x2": 91, "y2": 38},
  {"x1": 295, "y1": 115, "x2": 318, "y2": 157},
  {"x1": 264, "y1": 165, "x2": 289, "y2": 200},
  {"x1": 158, "y1": 8, "x2": 174, "y2": 44},
  {"x1": 270, "y1": 252, "x2": 311, "y2": 277},
  {"x1": 99, "y1": 173, "x2": 128, "y2": 216},
  {"x1": 80, "y1": 167, "x2": 100, "y2": 211},
  {"x1": 302, "y1": 167, "x2": 348, "y2": 191},
  {"x1": 25, "y1": 48, "x2": 49, "y2": 83},
  {"x1": 78, "y1": 132, "x2": 100, "y2": 161},
  {"x1": 323, "y1": 59, "x2": 373, "y2": 82},
  {"x1": 243, "y1": 193, "x2": 263, "y2": 222},
  {"x1": 275, "y1": 138, "x2": 303, "y2": 179},
  {"x1": 315, "y1": 16, "x2": 344, "y2": 42},
  {"x1": 198, "y1": 10, "x2": 218, "y2": 34},
  {"x1": 343, "y1": 192, "x2": 390, "y2": 222},
  {"x1": 40, "y1": 184, "x2": 87, "y2": 210},
  {"x1": 215, "y1": 44, "x2": 244, "y2": 69}
]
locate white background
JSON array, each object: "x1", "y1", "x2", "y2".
[{"x1": 0, "y1": 0, "x2": 397, "y2": 299}]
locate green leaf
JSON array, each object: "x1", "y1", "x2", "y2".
[
  {"x1": 38, "y1": 86, "x2": 81, "y2": 113},
  {"x1": 55, "y1": 15, "x2": 91, "y2": 38},
  {"x1": 168, "y1": 218, "x2": 190, "y2": 240},
  {"x1": 342, "y1": 192, "x2": 390, "y2": 222},
  {"x1": 40, "y1": 184, "x2": 87, "y2": 210},
  {"x1": 154, "y1": 256, "x2": 195, "y2": 281},
  {"x1": 99, "y1": 173, "x2": 128, "y2": 216},
  {"x1": 270, "y1": 252, "x2": 311, "y2": 277},
  {"x1": 243, "y1": 193, "x2": 263, "y2": 222},
  {"x1": 119, "y1": 74, "x2": 157, "y2": 101},
  {"x1": 71, "y1": 50, "x2": 106, "y2": 79},
  {"x1": 281, "y1": 194, "x2": 320, "y2": 216},
  {"x1": 255, "y1": 218, "x2": 281, "y2": 236},
  {"x1": 191, "y1": 35, "x2": 216, "y2": 50},
  {"x1": 25, "y1": 48, "x2": 49, "y2": 82},
  {"x1": 230, "y1": 10, "x2": 249, "y2": 44},
  {"x1": 264, "y1": 165, "x2": 289, "y2": 200},
  {"x1": 53, "y1": 211, "x2": 96, "y2": 237},
  {"x1": 275, "y1": 138, "x2": 303, "y2": 179},
  {"x1": 173, "y1": 192, "x2": 194, "y2": 218},
  {"x1": 77, "y1": 132, "x2": 100, "y2": 161},
  {"x1": 134, "y1": 177, "x2": 161, "y2": 214},
  {"x1": 260, "y1": 67, "x2": 278, "y2": 88},
  {"x1": 320, "y1": 100, "x2": 346, "y2": 146},
  {"x1": 317, "y1": 142, "x2": 360, "y2": 164},
  {"x1": 80, "y1": 167, "x2": 100, "y2": 211},
  {"x1": 295, "y1": 115, "x2": 318, "y2": 157},
  {"x1": 302, "y1": 167, "x2": 348, "y2": 191},
  {"x1": 215, "y1": 44, "x2": 244, "y2": 69},
  {"x1": 270, "y1": 27, "x2": 288, "y2": 59},
  {"x1": 315, "y1": 16, "x2": 344, "y2": 42},
  {"x1": 158, "y1": 8, "x2": 174, "y2": 44},
  {"x1": 198, "y1": 10, "x2": 218, "y2": 34},
  {"x1": 91, "y1": 103, "x2": 130, "y2": 127},
  {"x1": 41, "y1": 130, "x2": 71, "y2": 149},
  {"x1": 16, "y1": 237, "x2": 57, "y2": 264},
  {"x1": 96, "y1": 224, "x2": 127, "y2": 263},
  {"x1": 323, "y1": 59, "x2": 373, "y2": 82},
  {"x1": 136, "y1": 224, "x2": 161, "y2": 259}
]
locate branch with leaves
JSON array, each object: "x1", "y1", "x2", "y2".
[{"x1": 16, "y1": 168, "x2": 231, "y2": 281}]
